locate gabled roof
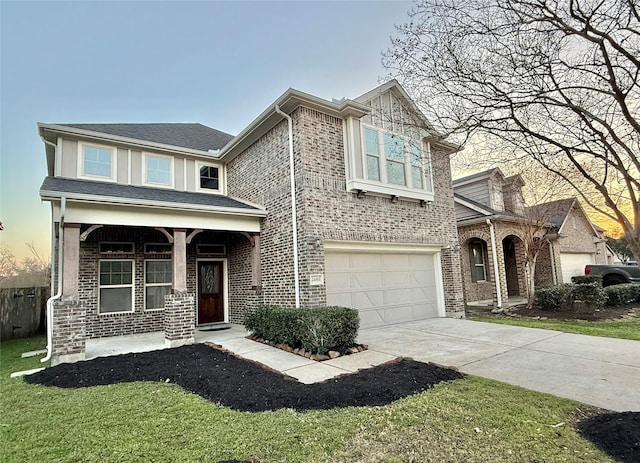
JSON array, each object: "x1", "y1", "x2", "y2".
[
  {"x1": 40, "y1": 177, "x2": 266, "y2": 216},
  {"x1": 452, "y1": 167, "x2": 504, "y2": 186},
  {"x1": 526, "y1": 198, "x2": 575, "y2": 230},
  {"x1": 454, "y1": 193, "x2": 495, "y2": 216},
  {"x1": 53, "y1": 123, "x2": 233, "y2": 152}
]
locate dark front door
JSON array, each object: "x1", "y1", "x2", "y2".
[{"x1": 198, "y1": 261, "x2": 224, "y2": 324}]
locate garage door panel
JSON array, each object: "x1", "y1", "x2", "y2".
[
  {"x1": 560, "y1": 253, "x2": 594, "y2": 283},
  {"x1": 325, "y1": 250, "x2": 441, "y2": 329}
]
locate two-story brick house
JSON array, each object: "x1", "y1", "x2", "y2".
[
  {"x1": 39, "y1": 80, "x2": 465, "y2": 365},
  {"x1": 453, "y1": 168, "x2": 608, "y2": 307}
]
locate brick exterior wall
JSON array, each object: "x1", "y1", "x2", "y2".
[
  {"x1": 164, "y1": 291, "x2": 195, "y2": 346},
  {"x1": 227, "y1": 105, "x2": 465, "y2": 319},
  {"x1": 51, "y1": 297, "x2": 85, "y2": 365}
]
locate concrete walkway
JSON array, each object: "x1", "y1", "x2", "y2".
[
  {"x1": 82, "y1": 319, "x2": 640, "y2": 412},
  {"x1": 358, "y1": 318, "x2": 640, "y2": 412}
]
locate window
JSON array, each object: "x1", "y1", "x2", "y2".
[
  {"x1": 99, "y1": 260, "x2": 134, "y2": 313},
  {"x1": 364, "y1": 127, "x2": 380, "y2": 181},
  {"x1": 469, "y1": 240, "x2": 488, "y2": 283},
  {"x1": 80, "y1": 144, "x2": 115, "y2": 180},
  {"x1": 144, "y1": 243, "x2": 172, "y2": 254},
  {"x1": 144, "y1": 154, "x2": 172, "y2": 186},
  {"x1": 145, "y1": 260, "x2": 172, "y2": 310},
  {"x1": 363, "y1": 126, "x2": 427, "y2": 190},
  {"x1": 197, "y1": 244, "x2": 226, "y2": 255},
  {"x1": 100, "y1": 242, "x2": 134, "y2": 254},
  {"x1": 199, "y1": 165, "x2": 219, "y2": 191}
]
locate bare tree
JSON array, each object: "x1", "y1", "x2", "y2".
[
  {"x1": 0, "y1": 243, "x2": 50, "y2": 288},
  {"x1": 384, "y1": 0, "x2": 640, "y2": 261}
]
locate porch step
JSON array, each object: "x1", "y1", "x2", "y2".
[{"x1": 197, "y1": 323, "x2": 232, "y2": 332}]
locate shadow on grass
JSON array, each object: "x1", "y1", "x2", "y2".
[
  {"x1": 25, "y1": 344, "x2": 463, "y2": 412},
  {"x1": 578, "y1": 411, "x2": 640, "y2": 462}
]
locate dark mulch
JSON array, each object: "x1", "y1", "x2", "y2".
[
  {"x1": 578, "y1": 412, "x2": 640, "y2": 463},
  {"x1": 25, "y1": 344, "x2": 463, "y2": 412}
]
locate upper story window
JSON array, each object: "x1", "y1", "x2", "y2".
[
  {"x1": 79, "y1": 143, "x2": 116, "y2": 181},
  {"x1": 144, "y1": 153, "x2": 173, "y2": 187},
  {"x1": 197, "y1": 163, "x2": 221, "y2": 192},
  {"x1": 363, "y1": 126, "x2": 427, "y2": 190}
]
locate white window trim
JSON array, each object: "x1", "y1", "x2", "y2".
[
  {"x1": 350, "y1": 124, "x2": 435, "y2": 202},
  {"x1": 195, "y1": 161, "x2": 224, "y2": 194},
  {"x1": 143, "y1": 152, "x2": 174, "y2": 188},
  {"x1": 98, "y1": 259, "x2": 135, "y2": 315},
  {"x1": 78, "y1": 142, "x2": 117, "y2": 182},
  {"x1": 144, "y1": 259, "x2": 172, "y2": 311}
]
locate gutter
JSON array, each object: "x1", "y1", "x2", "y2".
[
  {"x1": 40, "y1": 136, "x2": 65, "y2": 363},
  {"x1": 486, "y1": 218, "x2": 503, "y2": 309},
  {"x1": 274, "y1": 105, "x2": 301, "y2": 308}
]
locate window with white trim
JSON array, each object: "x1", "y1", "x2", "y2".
[
  {"x1": 99, "y1": 260, "x2": 134, "y2": 313},
  {"x1": 469, "y1": 240, "x2": 489, "y2": 283},
  {"x1": 80, "y1": 143, "x2": 116, "y2": 181},
  {"x1": 144, "y1": 153, "x2": 173, "y2": 187},
  {"x1": 199, "y1": 164, "x2": 220, "y2": 191},
  {"x1": 363, "y1": 126, "x2": 428, "y2": 190},
  {"x1": 144, "y1": 260, "x2": 172, "y2": 310}
]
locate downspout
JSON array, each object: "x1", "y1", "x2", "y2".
[
  {"x1": 486, "y1": 219, "x2": 503, "y2": 309},
  {"x1": 41, "y1": 136, "x2": 65, "y2": 363},
  {"x1": 274, "y1": 105, "x2": 301, "y2": 308},
  {"x1": 549, "y1": 240, "x2": 558, "y2": 285}
]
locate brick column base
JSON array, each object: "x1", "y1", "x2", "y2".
[
  {"x1": 164, "y1": 292, "x2": 195, "y2": 348},
  {"x1": 52, "y1": 297, "x2": 86, "y2": 365},
  {"x1": 441, "y1": 249, "x2": 466, "y2": 319}
]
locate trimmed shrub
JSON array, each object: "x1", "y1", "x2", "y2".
[
  {"x1": 297, "y1": 306, "x2": 360, "y2": 354},
  {"x1": 605, "y1": 284, "x2": 640, "y2": 306},
  {"x1": 244, "y1": 305, "x2": 360, "y2": 354},
  {"x1": 535, "y1": 284, "x2": 572, "y2": 310},
  {"x1": 571, "y1": 283, "x2": 606, "y2": 308},
  {"x1": 571, "y1": 275, "x2": 603, "y2": 285}
]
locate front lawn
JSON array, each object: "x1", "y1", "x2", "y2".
[{"x1": 1, "y1": 336, "x2": 619, "y2": 463}]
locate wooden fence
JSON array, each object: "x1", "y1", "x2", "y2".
[{"x1": 0, "y1": 286, "x2": 49, "y2": 341}]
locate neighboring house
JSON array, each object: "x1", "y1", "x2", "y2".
[
  {"x1": 453, "y1": 168, "x2": 607, "y2": 307},
  {"x1": 529, "y1": 198, "x2": 608, "y2": 286},
  {"x1": 39, "y1": 80, "x2": 465, "y2": 365}
]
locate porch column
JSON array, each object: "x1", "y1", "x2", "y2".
[
  {"x1": 172, "y1": 229, "x2": 187, "y2": 292},
  {"x1": 52, "y1": 223, "x2": 85, "y2": 365},
  {"x1": 165, "y1": 228, "x2": 194, "y2": 348}
]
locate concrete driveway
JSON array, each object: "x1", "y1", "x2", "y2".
[{"x1": 358, "y1": 318, "x2": 640, "y2": 412}]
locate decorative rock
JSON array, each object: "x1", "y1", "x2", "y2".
[
  {"x1": 299, "y1": 348, "x2": 306, "y2": 357},
  {"x1": 310, "y1": 354, "x2": 318, "y2": 361},
  {"x1": 328, "y1": 351, "x2": 340, "y2": 359},
  {"x1": 304, "y1": 352, "x2": 311, "y2": 359},
  {"x1": 316, "y1": 354, "x2": 330, "y2": 361},
  {"x1": 347, "y1": 347, "x2": 359, "y2": 355}
]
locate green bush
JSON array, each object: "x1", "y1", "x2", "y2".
[
  {"x1": 244, "y1": 305, "x2": 360, "y2": 355},
  {"x1": 604, "y1": 284, "x2": 640, "y2": 306},
  {"x1": 571, "y1": 275, "x2": 603, "y2": 285},
  {"x1": 571, "y1": 283, "x2": 606, "y2": 308},
  {"x1": 535, "y1": 285, "x2": 572, "y2": 310}
]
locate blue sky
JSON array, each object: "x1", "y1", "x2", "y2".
[{"x1": 0, "y1": 0, "x2": 413, "y2": 260}]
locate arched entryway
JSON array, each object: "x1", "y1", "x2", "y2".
[{"x1": 502, "y1": 235, "x2": 524, "y2": 297}]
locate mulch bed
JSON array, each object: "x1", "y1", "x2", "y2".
[
  {"x1": 468, "y1": 304, "x2": 636, "y2": 322},
  {"x1": 25, "y1": 343, "x2": 463, "y2": 412},
  {"x1": 578, "y1": 411, "x2": 640, "y2": 463}
]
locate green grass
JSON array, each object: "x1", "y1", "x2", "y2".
[
  {"x1": 1, "y1": 336, "x2": 614, "y2": 462},
  {"x1": 469, "y1": 314, "x2": 640, "y2": 341}
]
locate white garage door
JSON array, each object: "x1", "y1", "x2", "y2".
[
  {"x1": 325, "y1": 250, "x2": 442, "y2": 329},
  {"x1": 560, "y1": 253, "x2": 594, "y2": 283}
]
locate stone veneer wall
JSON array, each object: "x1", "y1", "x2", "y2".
[{"x1": 227, "y1": 105, "x2": 465, "y2": 319}]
